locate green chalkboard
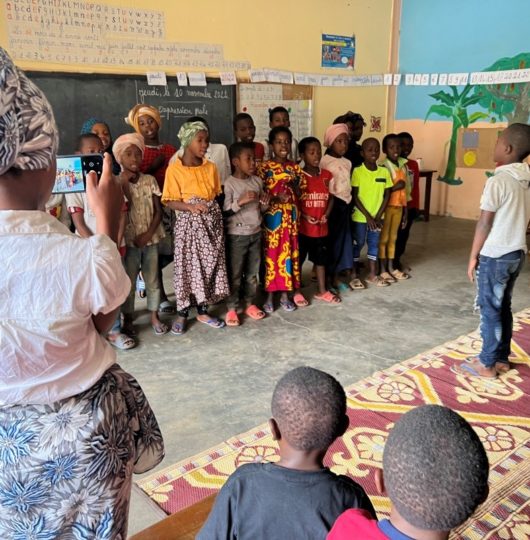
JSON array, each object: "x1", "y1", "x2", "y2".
[{"x1": 27, "y1": 72, "x2": 236, "y2": 154}]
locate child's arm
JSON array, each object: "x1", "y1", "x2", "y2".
[
  {"x1": 117, "y1": 203, "x2": 127, "y2": 248},
  {"x1": 135, "y1": 194, "x2": 163, "y2": 248},
  {"x1": 468, "y1": 210, "x2": 495, "y2": 282},
  {"x1": 375, "y1": 188, "x2": 392, "y2": 226},
  {"x1": 144, "y1": 154, "x2": 165, "y2": 175},
  {"x1": 390, "y1": 179, "x2": 406, "y2": 191},
  {"x1": 352, "y1": 187, "x2": 377, "y2": 230},
  {"x1": 70, "y1": 210, "x2": 93, "y2": 238},
  {"x1": 322, "y1": 195, "x2": 334, "y2": 223}
]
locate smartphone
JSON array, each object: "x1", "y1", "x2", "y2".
[{"x1": 52, "y1": 154, "x2": 103, "y2": 194}]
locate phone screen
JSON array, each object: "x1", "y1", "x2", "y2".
[{"x1": 52, "y1": 154, "x2": 103, "y2": 195}]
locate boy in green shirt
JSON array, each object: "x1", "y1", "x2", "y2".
[{"x1": 351, "y1": 138, "x2": 393, "y2": 288}]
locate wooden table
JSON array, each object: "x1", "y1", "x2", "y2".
[
  {"x1": 130, "y1": 494, "x2": 216, "y2": 540},
  {"x1": 418, "y1": 169, "x2": 436, "y2": 222}
]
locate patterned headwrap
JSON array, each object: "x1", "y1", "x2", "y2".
[
  {"x1": 80, "y1": 117, "x2": 108, "y2": 135},
  {"x1": 178, "y1": 121, "x2": 208, "y2": 149},
  {"x1": 0, "y1": 48, "x2": 59, "y2": 176},
  {"x1": 125, "y1": 104, "x2": 162, "y2": 134},
  {"x1": 324, "y1": 123, "x2": 350, "y2": 148},
  {"x1": 112, "y1": 133, "x2": 145, "y2": 166}
]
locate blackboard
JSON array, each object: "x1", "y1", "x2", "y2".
[{"x1": 27, "y1": 72, "x2": 236, "y2": 154}]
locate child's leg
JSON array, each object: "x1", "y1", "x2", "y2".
[
  {"x1": 352, "y1": 221, "x2": 367, "y2": 279},
  {"x1": 142, "y1": 244, "x2": 167, "y2": 333},
  {"x1": 378, "y1": 214, "x2": 392, "y2": 268},
  {"x1": 243, "y1": 232, "x2": 262, "y2": 308},
  {"x1": 366, "y1": 228, "x2": 381, "y2": 280},
  {"x1": 123, "y1": 247, "x2": 141, "y2": 332},
  {"x1": 394, "y1": 207, "x2": 417, "y2": 269},
  {"x1": 387, "y1": 207, "x2": 403, "y2": 272},
  {"x1": 293, "y1": 235, "x2": 309, "y2": 306},
  {"x1": 226, "y1": 234, "x2": 247, "y2": 314}
]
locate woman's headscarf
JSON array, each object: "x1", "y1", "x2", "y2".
[
  {"x1": 0, "y1": 48, "x2": 58, "y2": 176},
  {"x1": 323, "y1": 123, "x2": 350, "y2": 148},
  {"x1": 80, "y1": 117, "x2": 107, "y2": 135},
  {"x1": 112, "y1": 133, "x2": 145, "y2": 166},
  {"x1": 125, "y1": 104, "x2": 162, "y2": 134},
  {"x1": 178, "y1": 121, "x2": 208, "y2": 149}
]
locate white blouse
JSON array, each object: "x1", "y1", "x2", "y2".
[
  {"x1": 320, "y1": 155, "x2": 353, "y2": 204},
  {"x1": 0, "y1": 211, "x2": 131, "y2": 405}
]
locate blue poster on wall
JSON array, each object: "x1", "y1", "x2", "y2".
[{"x1": 321, "y1": 34, "x2": 355, "y2": 69}]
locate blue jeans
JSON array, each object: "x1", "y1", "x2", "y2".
[
  {"x1": 477, "y1": 250, "x2": 524, "y2": 367},
  {"x1": 352, "y1": 221, "x2": 380, "y2": 261}
]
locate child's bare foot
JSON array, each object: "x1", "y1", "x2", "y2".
[
  {"x1": 452, "y1": 358, "x2": 497, "y2": 379},
  {"x1": 151, "y1": 313, "x2": 169, "y2": 335}
]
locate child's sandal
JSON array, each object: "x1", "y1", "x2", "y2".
[{"x1": 226, "y1": 310, "x2": 240, "y2": 327}]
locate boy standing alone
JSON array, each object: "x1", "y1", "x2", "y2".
[{"x1": 456, "y1": 123, "x2": 530, "y2": 378}]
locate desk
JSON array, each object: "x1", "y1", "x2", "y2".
[{"x1": 418, "y1": 169, "x2": 436, "y2": 222}]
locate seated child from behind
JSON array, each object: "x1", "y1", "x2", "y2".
[
  {"x1": 298, "y1": 137, "x2": 340, "y2": 304},
  {"x1": 233, "y1": 113, "x2": 265, "y2": 162},
  {"x1": 198, "y1": 366, "x2": 376, "y2": 540},
  {"x1": 351, "y1": 138, "x2": 393, "y2": 288},
  {"x1": 328, "y1": 405, "x2": 489, "y2": 540},
  {"x1": 223, "y1": 142, "x2": 269, "y2": 326}
]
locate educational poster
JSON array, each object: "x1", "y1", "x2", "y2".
[
  {"x1": 238, "y1": 84, "x2": 313, "y2": 142},
  {"x1": 4, "y1": 0, "x2": 249, "y2": 70},
  {"x1": 456, "y1": 128, "x2": 499, "y2": 169},
  {"x1": 321, "y1": 34, "x2": 355, "y2": 69}
]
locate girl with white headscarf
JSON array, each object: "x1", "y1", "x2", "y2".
[{"x1": 0, "y1": 48, "x2": 164, "y2": 537}]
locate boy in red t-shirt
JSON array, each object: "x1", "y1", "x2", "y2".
[
  {"x1": 328, "y1": 405, "x2": 489, "y2": 540},
  {"x1": 297, "y1": 137, "x2": 340, "y2": 304}
]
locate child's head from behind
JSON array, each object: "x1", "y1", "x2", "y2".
[
  {"x1": 271, "y1": 367, "x2": 348, "y2": 453},
  {"x1": 398, "y1": 132, "x2": 414, "y2": 158},
  {"x1": 298, "y1": 137, "x2": 322, "y2": 169},
  {"x1": 179, "y1": 121, "x2": 209, "y2": 161},
  {"x1": 233, "y1": 113, "x2": 256, "y2": 143},
  {"x1": 269, "y1": 126, "x2": 292, "y2": 161},
  {"x1": 269, "y1": 106, "x2": 290, "y2": 128},
  {"x1": 382, "y1": 133, "x2": 401, "y2": 162},
  {"x1": 229, "y1": 142, "x2": 256, "y2": 177},
  {"x1": 112, "y1": 133, "x2": 145, "y2": 173},
  {"x1": 77, "y1": 133, "x2": 103, "y2": 155},
  {"x1": 382, "y1": 405, "x2": 489, "y2": 534},
  {"x1": 493, "y1": 123, "x2": 530, "y2": 165},
  {"x1": 361, "y1": 138, "x2": 380, "y2": 166},
  {"x1": 324, "y1": 124, "x2": 349, "y2": 158}
]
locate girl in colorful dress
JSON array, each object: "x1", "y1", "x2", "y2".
[
  {"x1": 162, "y1": 121, "x2": 230, "y2": 335},
  {"x1": 320, "y1": 123, "x2": 354, "y2": 292},
  {"x1": 258, "y1": 126, "x2": 307, "y2": 313}
]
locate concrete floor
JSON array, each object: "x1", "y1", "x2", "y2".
[{"x1": 125, "y1": 216, "x2": 530, "y2": 536}]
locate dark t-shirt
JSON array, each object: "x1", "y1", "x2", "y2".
[
  {"x1": 345, "y1": 142, "x2": 363, "y2": 169},
  {"x1": 196, "y1": 462, "x2": 376, "y2": 540}
]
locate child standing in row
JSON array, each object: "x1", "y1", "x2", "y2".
[
  {"x1": 351, "y1": 138, "x2": 393, "y2": 288},
  {"x1": 262, "y1": 107, "x2": 300, "y2": 162},
  {"x1": 320, "y1": 123, "x2": 354, "y2": 292},
  {"x1": 162, "y1": 121, "x2": 229, "y2": 334},
  {"x1": 113, "y1": 133, "x2": 168, "y2": 337},
  {"x1": 298, "y1": 137, "x2": 340, "y2": 304},
  {"x1": 224, "y1": 142, "x2": 269, "y2": 326},
  {"x1": 258, "y1": 126, "x2": 306, "y2": 312},
  {"x1": 379, "y1": 134, "x2": 409, "y2": 283},
  {"x1": 233, "y1": 113, "x2": 265, "y2": 162}
]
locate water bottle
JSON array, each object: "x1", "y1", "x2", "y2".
[{"x1": 416, "y1": 157, "x2": 423, "y2": 171}]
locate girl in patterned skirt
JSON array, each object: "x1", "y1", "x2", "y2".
[
  {"x1": 258, "y1": 126, "x2": 307, "y2": 313},
  {"x1": 162, "y1": 121, "x2": 229, "y2": 335}
]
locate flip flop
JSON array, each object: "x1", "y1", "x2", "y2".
[
  {"x1": 263, "y1": 302, "x2": 275, "y2": 314},
  {"x1": 314, "y1": 291, "x2": 341, "y2": 304},
  {"x1": 197, "y1": 315, "x2": 226, "y2": 329},
  {"x1": 245, "y1": 304, "x2": 266, "y2": 320},
  {"x1": 349, "y1": 278, "x2": 366, "y2": 290},
  {"x1": 465, "y1": 357, "x2": 512, "y2": 375},
  {"x1": 293, "y1": 292, "x2": 309, "y2": 307},
  {"x1": 170, "y1": 320, "x2": 186, "y2": 336},
  {"x1": 225, "y1": 310, "x2": 240, "y2": 327},
  {"x1": 136, "y1": 275, "x2": 146, "y2": 298},
  {"x1": 280, "y1": 299, "x2": 297, "y2": 312},
  {"x1": 336, "y1": 282, "x2": 351, "y2": 293},
  {"x1": 390, "y1": 269, "x2": 410, "y2": 281},
  {"x1": 152, "y1": 322, "x2": 169, "y2": 336},
  {"x1": 367, "y1": 276, "x2": 390, "y2": 288},
  {"x1": 451, "y1": 361, "x2": 497, "y2": 379},
  {"x1": 158, "y1": 301, "x2": 176, "y2": 314},
  {"x1": 380, "y1": 271, "x2": 396, "y2": 283},
  {"x1": 107, "y1": 332, "x2": 136, "y2": 350}
]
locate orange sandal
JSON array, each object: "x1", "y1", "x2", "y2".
[
  {"x1": 245, "y1": 304, "x2": 266, "y2": 320},
  {"x1": 314, "y1": 291, "x2": 341, "y2": 304},
  {"x1": 225, "y1": 310, "x2": 240, "y2": 326},
  {"x1": 293, "y1": 292, "x2": 309, "y2": 307}
]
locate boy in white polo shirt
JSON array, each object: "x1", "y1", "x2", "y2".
[{"x1": 457, "y1": 123, "x2": 530, "y2": 378}]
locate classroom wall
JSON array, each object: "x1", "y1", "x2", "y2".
[
  {"x1": 394, "y1": 0, "x2": 530, "y2": 220},
  {"x1": 0, "y1": 0, "x2": 394, "y2": 144}
]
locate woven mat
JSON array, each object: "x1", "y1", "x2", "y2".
[{"x1": 137, "y1": 309, "x2": 530, "y2": 539}]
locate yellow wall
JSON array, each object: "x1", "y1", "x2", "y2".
[{"x1": 0, "y1": 0, "x2": 394, "y2": 141}]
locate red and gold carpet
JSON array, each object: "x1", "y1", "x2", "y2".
[{"x1": 137, "y1": 309, "x2": 530, "y2": 539}]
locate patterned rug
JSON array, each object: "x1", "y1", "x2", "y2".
[{"x1": 137, "y1": 309, "x2": 530, "y2": 539}]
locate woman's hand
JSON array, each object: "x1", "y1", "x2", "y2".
[
  {"x1": 86, "y1": 153, "x2": 123, "y2": 242},
  {"x1": 188, "y1": 202, "x2": 208, "y2": 214}
]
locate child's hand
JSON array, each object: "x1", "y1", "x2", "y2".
[
  {"x1": 87, "y1": 153, "x2": 123, "y2": 242},
  {"x1": 320, "y1": 215, "x2": 328, "y2": 224},
  {"x1": 467, "y1": 258, "x2": 478, "y2": 283},
  {"x1": 238, "y1": 191, "x2": 258, "y2": 206},
  {"x1": 134, "y1": 232, "x2": 151, "y2": 248},
  {"x1": 367, "y1": 217, "x2": 378, "y2": 231},
  {"x1": 401, "y1": 217, "x2": 408, "y2": 229},
  {"x1": 260, "y1": 192, "x2": 271, "y2": 206},
  {"x1": 188, "y1": 202, "x2": 208, "y2": 214},
  {"x1": 119, "y1": 170, "x2": 136, "y2": 184},
  {"x1": 304, "y1": 215, "x2": 318, "y2": 225}
]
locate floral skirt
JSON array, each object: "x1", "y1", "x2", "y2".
[{"x1": 0, "y1": 364, "x2": 164, "y2": 539}]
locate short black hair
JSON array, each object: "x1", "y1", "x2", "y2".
[
  {"x1": 383, "y1": 405, "x2": 489, "y2": 531},
  {"x1": 298, "y1": 136, "x2": 321, "y2": 155},
  {"x1": 361, "y1": 137, "x2": 380, "y2": 150},
  {"x1": 397, "y1": 131, "x2": 414, "y2": 143},
  {"x1": 271, "y1": 366, "x2": 346, "y2": 451},
  {"x1": 503, "y1": 123, "x2": 530, "y2": 161},
  {"x1": 269, "y1": 106, "x2": 289, "y2": 123},
  {"x1": 268, "y1": 126, "x2": 292, "y2": 145},
  {"x1": 76, "y1": 133, "x2": 102, "y2": 152},
  {"x1": 229, "y1": 141, "x2": 254, "y2": 162},
  {"x1": 382, "y1": 133, "x2": 400, "y2": 153},
  {"x1": 334, "y1": 112, "x2": 366, "y2": 127},
  {"x1": 233, "y1": 112, "x2": 254, "y2": 130}
]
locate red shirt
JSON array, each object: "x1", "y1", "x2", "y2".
[
  {"x1": 141, "y1": 143, "x2": 177, "y2": 190},
  {"x1": 254, "y1": 142, "x2": 265, "y2": 161},
  {"x1": 299, "y1": 169, "x2": 332, "y2": 237},
  {"x1": 406, "y1": 159, "x2": 420, "y2": 210}
]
